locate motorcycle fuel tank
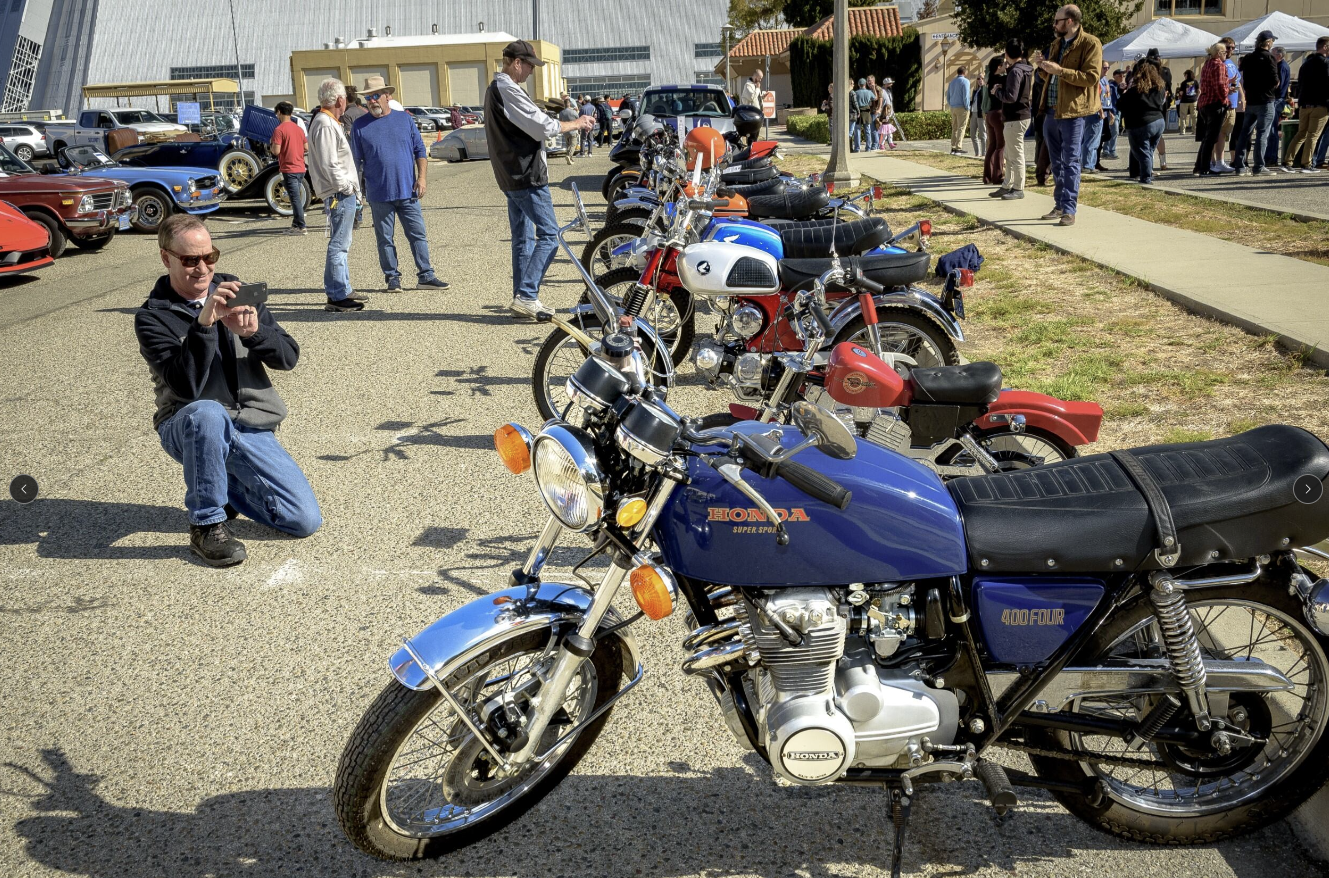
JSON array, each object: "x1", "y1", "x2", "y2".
[
  {"x1": 971, "y1": 577, "x2": 1105, "y2": 665},
  {"x1": 655, "y1": 423, "x2": 968, "y2": 587},
  {"x1": 676, "y1": 240, "x2": 781, "y2": 297},
  {"x1": 705, "y1": 216, "x2": 784, "y2": 258}
]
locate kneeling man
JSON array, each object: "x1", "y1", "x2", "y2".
[{"x1": 135, "y1": 214, "x2": 322, "y2": 566}]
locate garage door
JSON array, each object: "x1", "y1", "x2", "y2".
[
  {"x1": 448, "y1": 62, "x2": 487, "y2": 106},
  {"x1": 350, "y1": 66, "x2": 390, "y2": 95},
  {"x1": 398, "y1": 64, "x2": 439, "y2": 106},
  {"x1": 302, "y1": 69, "x2": 340, "y2": 109}
]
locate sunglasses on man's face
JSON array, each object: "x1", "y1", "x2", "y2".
[
  {"x1": 365, "y1": 92, "x2": 388, "y2": 102},
  {"x1": 165, "y1": 247, "x2": 221, "y2": 268}
]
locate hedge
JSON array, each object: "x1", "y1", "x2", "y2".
[
  {"x1": 786, "y1": 110, "x2": 951, "y2": 144},
  {"x1": 789, "y1": 32, "x2": 922, "y2": 112}
]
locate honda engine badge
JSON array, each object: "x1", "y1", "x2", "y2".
[{"x1": 697, "y1": 261, "x2": 711, "y2": 275}]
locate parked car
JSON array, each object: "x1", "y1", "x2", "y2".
[
  {"x1": 0, "y1": 144, "x2": 133, "y2": 257},
  {"x1": 446, "y1": 106, "x2": 482, "y2": 129},
  {"x1": 52, "y1": 145, "x2": 222, "y2": 233},
  {"x1": 427, "y1": 108, "x2": 454, "y2": 130},
  {"x1": 0, "y1": 199, "x2": 55, "y2": 276},
  {"x1": 0, "y1": 123, "x2": 49, "y2": 162},
  {"x1": 44, "y1": 108, "x2": 187, "y2": 154},
  {"x1": 404, "y1": 106, "x2": 444, "y2": 136},
  {"x1": 112, "y1": 136, "x2": 307, "y2": 217},
  {"x1": 459, "y1": 105, "x2": 486, "y2": 123},
  {"x1": 431, "y1": 125, "x2": 488, "y2": 162},
  {"x1": 637, "y1": 84, "x2": 735, "y2": 138}
]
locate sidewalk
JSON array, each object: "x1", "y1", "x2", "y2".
[{"x1": 851, "y1": 153, "x2": 1329, "y2": 368}]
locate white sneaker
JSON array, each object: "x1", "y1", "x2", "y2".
[
  {"x1": 1217, "y1": 161, "x2": 1234, "y2": 172},
  {"x1": 1303, "y1": 167, "x2": 1323, "y2": 174},
  {"x1": 509, "y1": 298, "x2": 554, "y2": 320},
  {"x1": 1236, "y1": 167, "x2": 1251, "y2": 176}
]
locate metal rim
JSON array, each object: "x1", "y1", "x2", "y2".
[
  {"x1": 982, "y1": 431, "x2": 1069, "y2": 471},
  {"x1": 589, "y1": 231, "x2": 642, "y2": 273},
  {"x1": 1067, "y1": 598, "x2": 1328, "y2": 816},
  {"x1": 539, "y1": 328, "x2": 595, "y2": 419},
  {"x1": 597, "y1": 276, "x2": 684, "y2": 352},
  {"x1": 268, "y1": 175, "x2": 293, "y2": 215},
  {"x1": 135, "y1": 194, "x2": 166, "y2": 229},
  {"x1": 844, "y1": 322, "x2": 948, "y2": 369},
  {"x1": 220, "y1": 153, "x2": 255, "y2": 189},
  {"x1": 378, "y1": 639, "x2": 597, "y2": 838}
]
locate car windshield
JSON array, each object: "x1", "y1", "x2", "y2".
[
  {"x1": 641, "y1": 89, "x2": 729, "y2": 118},
  {"x1": 64, "y1": 145, "x2": 115, "y2": 169},
  {"x1": 0, "y1": 144, "x2": 36, "y2": 175},
  {"x1": 114, "y1": 109, "x2": 167, "y2": 125}
]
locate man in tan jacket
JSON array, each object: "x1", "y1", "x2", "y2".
[{"x1": 1034, "y1": 4, "x2": 1102, "y2": 226}]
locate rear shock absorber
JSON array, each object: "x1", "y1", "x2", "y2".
[
  {"x1": 1148, "y1": 573, "x2": 1211, "y2": 730},
  {"x1": 622, "y1": 283, "x2": 651, "y2": 322}
]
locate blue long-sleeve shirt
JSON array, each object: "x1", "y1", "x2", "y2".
[
  {"x1": 1277, "y1": 59, "x2": 1291, "y2": 101},
  {"x1": 350, "y1": 109, "x2": 425, "y2": 203},
  {"x1": 947, "y1": 76, "x2": 971, "y2": 109}
]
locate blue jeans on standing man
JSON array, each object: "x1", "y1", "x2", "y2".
[
  {"x1": 1126, "y1": 118, "x2": 1166, "y2": 184},
  {"x1": 1081, "y1": 112, "x2": 1104, "y2": 169},
  {"x1": 850, "y1": 115, "x2": 864, "y2": 152},
  {"x1": 324, "y1": 190, "x2": 357, "y2": 301},
  {"x1": 505, "y1": 185, "x2": 559, "y2": 303},
  {"x1": 282, "y1": 172, "x2": 306, "y2": 229},
  {"x1": 1102, "y1": 111, "x2": 1120, "y2": 158},
  {"x1": 1264, "y1": 101, "x2": 1286, "y2": 166},
  {"x1": 368, "y1": 196, "x2": 438, "y2": 285},
  {"x1": 1045, "y1": 114, "x2": 1087, "y2": 216},
  {"x1": 158, "y1": 400, "x2": 321, "y2": 536},
  {"x1": 1233, "y1": 101, "x2": 1276, "y2": 172}
]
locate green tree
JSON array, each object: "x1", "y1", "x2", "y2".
[
  {"x1": 954, "y1": 0, "x2": 1143, "y2": 56},
  {"x1": 728, "y1": 0, "x2": 787, "y2": 36},
  {"x1": 783, "y1": 0, "x2": 879, "y2": 28}
]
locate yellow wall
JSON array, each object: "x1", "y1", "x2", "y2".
[
  {"x1": 914, "y1": 15, "x2": 997, "y2": 112},
  {"x1": 290, "y1": 39, "x2": 562, "y2": 108},
  {"x1": 1129, "y1": 0, "x2": 1329, "y2": 31}
]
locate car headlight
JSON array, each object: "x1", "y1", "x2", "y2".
[
  {"x1": 531, "y1": 424, "x2": 606, "y2": 531},
  {"x1": 78, "y1": 194, "x2": 94, "y2": 213},
  {"x1": 185, "y1": 178, "x2": 197, "y2": 194}
]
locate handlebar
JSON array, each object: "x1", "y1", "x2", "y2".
[
  {"x1": 774, "y1": 460, "x2": 852, "y2": 510},
  {"x1": 807, "y1": 298, "x2": 834, "y2": 336},
  {"x1": 685, "y1": 198, "x2": 730, "y2": 211}
]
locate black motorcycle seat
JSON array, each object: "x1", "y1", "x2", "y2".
[
  {"x1": 778, "y1": 250, "x2": 931, "y2": 291},
  {"x1": 746, "y1": 186, "x2": 832, "y2": 220},
  {"x1": 949, "y1": 425, "x2": 1329, "y2": 573},
  {"x1": 720, "y1": 164, "x2": 779, "y2": 186},
  {"x1": 719, "y1": 177, "x2": 785, "y2": 199},
  {"x1": 910, "y1": 362, "x2": 1002, "y2": 405},
  {"x1": 779, "y1": 217, "x2": 891, "y2": 259}
]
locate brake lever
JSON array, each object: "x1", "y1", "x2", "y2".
[{"x1": 707, "y1": 456, "x2": 790, "y2": 546}]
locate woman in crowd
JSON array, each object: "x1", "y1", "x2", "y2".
[
  {"x1": 982, "y1": 56, "x2": 1006, "y2": 186},
  {"x1": 1120, "y1": 57, "x2": 1169, "y2": 185},
  {"x1": 1193, "y1": 43, "x2": 1230, "y2": 175}
]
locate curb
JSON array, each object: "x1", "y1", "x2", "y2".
[{"x1": 1141, "y1": 180, "x2": 1329, "y2": 225}]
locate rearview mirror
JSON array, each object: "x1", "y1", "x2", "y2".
[{"x1": 790, "y1": 402, "x2": 856, "y2": 460}]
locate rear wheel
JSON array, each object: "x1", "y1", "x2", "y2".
[
  {"x1": 578, "y1": 266, "x2": 694, "y2": 366},
  {"x1": 218, "y1": 148, "x2": 261, "y2": 194},
  {"x1": 24, "y1": 211, "x2": 66, "y2": 258},
  {"x1": 71, "y1": 231, "x2": 115, "y2": 251},
  {"x1": 531, "y1": 314, "x2": 670, "y2": 421},
  {"x1": 976, "y1": 426, "x2": 1076, "y2": 471},
  {"x1": 264, "y1": 172, "x2": 310, "y2": 217},
  {"x1": 13, "y1": 144, "x2": 34, "y2": 162},
  {"x1": 449, "y1": 147, "x2": 468, "y2": 163},
  {"x1": 580, "y1": 222, "x2": 650, "y2": 275},
  {"x1": 833, "y1": 310, "x2": 959, "y2": 369},
  {"x1": 131, "y1": 188, "x2": 172, "y2": 233}
]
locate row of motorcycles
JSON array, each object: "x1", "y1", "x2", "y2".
[{"x1": 333, "y1": 115, "x2": 1329, "y2": 874}]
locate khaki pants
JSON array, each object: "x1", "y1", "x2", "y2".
[
  {"x1": 1002, "y1": 118, "x2": 1031, "y2": 191},
  {"x1": 1177, "y1": 102, "x2": 1197, "y2": 134},
  {"x1": 1218, "y1": 108, "x2": 1236, "y2": 149},
  {"x1": 950, "y1": 107, "x2": 969, "y2": 150},
  {"x1": 1285, "y1": 106, "x2": 1329, "y2": 168}
]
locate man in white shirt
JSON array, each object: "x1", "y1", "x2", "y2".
[
  {"x1": 483, "y1": 39, "x2": 595, "y2": 319},
  {"x1": 740, "y1": 70, "x2": 765, "y2": 108},
  {"x1": 306, "y1": 78, "x2": 366, "y2": 312}
]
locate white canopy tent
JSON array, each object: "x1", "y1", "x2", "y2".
[
  {"x1": 1221, "y1": 11, "x2": 1329, "y2": 54},
  {"x1": 1102, "y1": 17, "x2": 1221, "y2": 62}
]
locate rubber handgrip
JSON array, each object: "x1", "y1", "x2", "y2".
[
  {"x1": 856, "y1": 276, "x2": 885, "y2": 295},
  {"x1": 775, "y1": 460, "x2": 851, "y2": 510},
  {"x1": 809, "y1": 301, "x2": 834, "y2": 336}
]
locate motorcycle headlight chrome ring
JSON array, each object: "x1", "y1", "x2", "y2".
[{"x1": 531, "y1": 424, "x2": 606, "y2": 532}]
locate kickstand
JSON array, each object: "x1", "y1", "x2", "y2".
[{"x1": 889, "y1": 785, "x2": 913, "y2": 878}]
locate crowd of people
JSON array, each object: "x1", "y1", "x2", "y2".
[
  {"x1": 552, "y1": 92, "x2": 633, "y2": 159},
  {"x1": 821, "y1": 74, "x2": 902, "y2": 151}
]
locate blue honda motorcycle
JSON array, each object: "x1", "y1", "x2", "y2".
[{"x1": 335, "y1": 353, "x2": 1329, "y2": 871}]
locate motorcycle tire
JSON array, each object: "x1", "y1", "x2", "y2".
[
  {"x1": 697, "y1": 412, "x2": 741, "y2": 430},
  {"x1": 532, "y1": 314, "x2": 670, "y2": 421},
  {"x1": 577, "y1": 266, "x2": 694, "y2": 367},
  {"x1": 580, "y1": 222, "x2": 650, "y2": 275},
  {"x1": 334, "y1": 628, "x2": 622, "y2": 860},
  {"x1": 974, "y1": 426, "x2": 1077, "y2": 472},
  {"x1": 602, "y1": 167, "x2": 635, "y2": 202},
  {"x1": 832, "y1": 310, "x2": 959, "y2": 370},
  {"x1": 1024, "y1": 578, "x2": 1329, "y2": 845},
  {"x1": 606, "y1": 171, "x2": 643, "y2": 205}
]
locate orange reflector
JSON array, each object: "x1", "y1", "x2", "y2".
[
  {"x1": 494, "y1": 424, "x2": 531, "y2": 474},
  {"x1": 872, "y1": 185, "x2": 884, "y2": 200},
  {"x1": 958, "y1": 268, "x2": 975, "y2": 287},
  {"x1": 616, "y1": 498, "x2": 648, "y2": 528},
  {"x1": 826, "y1": 181, "x2": 836, "y2": 194},
  {"x1": 920, "y1": 220, "x2": 932, "y2": 237},
  {"x1": 631, "y1": 565, "x2": 674, "y2": 620}
]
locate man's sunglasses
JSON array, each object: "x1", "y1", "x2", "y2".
[
  {"x1": 365, "y1": 92, "x2": 389, "y2": 101},
  {"x1": 164, "y1": 247, "x2": 221, "y2": 268}
]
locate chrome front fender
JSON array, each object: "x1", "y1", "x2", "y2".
[
  {"x1": 559, "y1": 306, "x2": 678, "y2": 389},
  {"x1": 390, "y1": 582, "x2": 643, "y2": 691},
  {"x1": 828, "y1": 287, "x2": 965, "y2": 343},
  {"x1": 611, "y1": 192, "x2": 659, "y2": 215}
]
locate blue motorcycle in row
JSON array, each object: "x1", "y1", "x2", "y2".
[{"x1": 335, "y1": 338, "x2": 1329, "y2": 871}]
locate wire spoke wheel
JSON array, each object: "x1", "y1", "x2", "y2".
[
  {"x1": 976, "y1": 427, "x2": 1075, "y2": 471},
  {"x1": 839, "y1": 312, "x2": 957, "y2": 370}
]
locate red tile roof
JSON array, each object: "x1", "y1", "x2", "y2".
[
  {"x1": 804, "y1": 5, "x2": 905, "y2": 41},
  {"x1": 727, "y1": 28, "x2": 802, "y2": 59}
]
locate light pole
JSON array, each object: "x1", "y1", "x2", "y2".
[
  {"x1": 722, "y1": 25, "x2": 734, "y2": 94},
  {"x1": 227, "y1": 0, "x2": 244, "y2": 109},
  {"x1": 823, "y1": 0, "x2": 858, "y2": 185}
]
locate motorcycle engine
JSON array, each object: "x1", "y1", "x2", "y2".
[{"x1": 734, "y1": 588, "x2": 958, "y2": 785}]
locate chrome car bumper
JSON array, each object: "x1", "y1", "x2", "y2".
[{"x1": 65, "y1": 205, "x2": 138, "y2": 232}]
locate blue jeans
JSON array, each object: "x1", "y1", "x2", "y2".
[
  {"x1": 850, "y1": 117, "x2": 863, "y2": 152},
  {"x1": 1234, "y1": 101, "x2": 1276, "y2": 172},
  {"x1": 1045, "y1": 115, "x2": 1087, "y2": 215},
  {"x1": 1081, "y1": 113, "x2": 1104, "y2": 168},
  {"x1": 1102, "y1": 112, "x2": 1119, "y2": 157},
  {"x1": 282, "y1": 173, "x2": 306, "y2": 228},
  {"x1": 158, "y1": 400, "x2": 321, "y2": 536},
  {"x1": 1126, "y1": 118, "x2": 1166, "y2": 184},
  {"x1": 1265, "y1": 100, "x2": 1286, "y2": 165},
  {"x1": 506, "y1": 185, "x2": 559, "y2": 302},
  {"x1": 369, "y1": 196, "x2": 436, "y2": 284},
  {"x1": 868, "y1": 114, "x2": 880, "y2": 150},
  {"x1": 1316, "y1": 122, "x2": 1329, "y2": 166},
  {"x1": 324, "y1": 190, "x2": 356, "y2": 301}
]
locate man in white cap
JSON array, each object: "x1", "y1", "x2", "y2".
[
  {"x1": 484, "y1": 39, "x2": 595, "y2": 319},
  {"x1": 349, "y1": 74, "x2": 449, "y2": 291}
]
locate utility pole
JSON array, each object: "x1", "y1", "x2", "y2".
[
  {"x1": 228, "y1": 0, "x2": 244, "y2": 109},
  {"x1": 824, "y1": 0, "x2": 858, "y2": 185},
  {"x1": 532, "y1": 0, "x2": 540, "y2": 40},
  {"x1": 722, "y1": 26, "x2": 734, "y2": 94}
]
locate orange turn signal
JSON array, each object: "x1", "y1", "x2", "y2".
[
  {"x1": 920, "y1": 220, "x2": 933, "y2": 237},
  {"x1": 630, "y1": 564, "x2": 675, "y2": 620},
  {"x1": 616, "y1": 498, "x2": 648, "y2": 528},
  {"x1": 494, "y1": 423, "x2": 531, "y2": 474}
]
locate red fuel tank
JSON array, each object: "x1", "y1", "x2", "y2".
[{"x1": 824, "y1": 342, "x2": 909, "y2": 408}]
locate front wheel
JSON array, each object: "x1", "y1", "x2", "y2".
[
  {"x1": 24, "y1": 211, "x2": 66, "y2": 258},
  {"x1": 578, "y1": 266, "x2": 694, "y2": 366},
  {"x1": 131, "y1": 188, "x2": 173, "y2": 233},
  {"x1": 833, "y1": 309, "x2": 959, "y2": 369},
  {"x1": 218, "y1": 148, "x2": 261, "y2": 193},
  {"x1": 13, "y1": 144, "x2": 35, "y2": 162},
  {"x1": 532, "y1": 314, "x2": 670, "y2": 421},
  {"x1": 334, "y1": 629, "x2": 622, "y2": 860},
  {"x1": 71, "y1": 231, "x2": 114, "y2": 251},
  {"x1": 580, "y1": 222, "x2": 650, "y2": 275}
]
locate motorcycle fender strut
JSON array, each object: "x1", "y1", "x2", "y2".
[
  {"x1": 977, "y1": 390, "x2": 1104, "y2": 446},
  {"x1": 550, "y1": 313, "x2": 598, "y2": 348},
  {"x1": 390, "y1": 582, "x2": 644, "y2": 691},
  {"x1": 827, "y1": 288, "x2": 966, "y2": 344}
]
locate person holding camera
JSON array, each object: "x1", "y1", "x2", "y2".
[{"x1": 134, "y1": 214, "x2": 321, "y2": 567}]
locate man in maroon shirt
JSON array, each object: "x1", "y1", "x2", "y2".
[{"x1": 271, "y1": 102, "x2": 308, "y2": 234}]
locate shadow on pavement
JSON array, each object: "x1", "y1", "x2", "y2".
[
  {"x1": 317, "y1": 417, "x2": 491, "y2": 464},
  {"x1": 414, "y1": 526, "x2": 605, "y2": 595},
  {"x1": 0, "y1": 498, "x2": 185, "y2": 561}
]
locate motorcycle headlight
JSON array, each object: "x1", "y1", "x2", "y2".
[
  {"x1": 531, "y1": 425, "x2": 606, "y2": 532},
  {"x1": 77, "y1": 194, "x2": 94, "y2": 213}
]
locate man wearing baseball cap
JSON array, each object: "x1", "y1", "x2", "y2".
[
  {"x1": 1233, "y1": 30, "x2": 1281, "y2": 175},
  {"x1": 484, "y1": 39, "x2": 595, "y2": 320}
]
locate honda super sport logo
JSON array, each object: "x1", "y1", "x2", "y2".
[
  {"x1": 1001, "y1": 608, "x2": 1066, "y2": 627},
  {"x1": 708, "y1": 506, "x2": 810, "y2": 535}
]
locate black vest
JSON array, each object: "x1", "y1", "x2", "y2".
[{"x1": 484, "y1": 80, "x2": 546, "y2": 192}]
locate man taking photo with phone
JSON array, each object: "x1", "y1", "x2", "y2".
[{"x1": 134, "y1": 214, "x2": 322, "y2": 567}]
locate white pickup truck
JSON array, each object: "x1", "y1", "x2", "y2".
[{"x1": 44, "y1": 108, "x2": 187, "y2": 154}]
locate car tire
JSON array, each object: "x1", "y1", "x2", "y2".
[
  {"x1": 218, "y1": 149, "x2": 262, "y2": 194},
  {"x1": 131, "y1": 188, "x2": 173, "y2": 233},
  {"x1": 14, "y1": 144, "x2": 35, "y2": 162},
  {"x1": 24, "y1": 211, "x2": 67, "y2": 258},
  {"x1": 449, "y1": 147, "x2": 467, "y2": 163},
  {"x1": 71, "y1": 231, "x2": 115, "y2": 251},
  {"x1": 263, "y1": 172, "x2": 309, "y2": 217}
]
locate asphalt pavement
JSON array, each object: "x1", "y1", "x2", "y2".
[{"x1": 1, "y1": 154, "x2": 1324, "y2": 877}]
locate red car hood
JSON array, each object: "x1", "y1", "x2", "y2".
[
  {"x1": 0, "y1": 200, "x2": 51, "y2": 251},
  {"x1": 0, "y1": 172, "x2": 120, "y2": 195}
]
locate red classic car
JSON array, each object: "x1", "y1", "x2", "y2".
[
  {"x1": 0, "y1": 199, "x2": 54, "y2": 276},
  {"x1": 0, "y1": 143, "x2": 133, "y2": 258}
]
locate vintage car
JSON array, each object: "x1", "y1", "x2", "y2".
[
  {"x1": 637, "y1": 84, "x2": 735, "y2": 138},
  {"x1": 51, "y1": 145, "x2": 222, "y2": 233},
  {"x1": 431, "y1": 124, "x2": 487, "y2": 162},
  {"x1": 0, "y1": 144, "x2": 133, "y2": 257},
  {"x1": 0, "y1": 199, "x2": 55, "y2": 276}
]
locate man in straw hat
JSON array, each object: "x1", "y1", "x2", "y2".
[
  {"x1": 484, "y1": 39, "x2": 595, "y2": 320},
  {"x1": 349, "y1": 74, "x2": 449, "y2": 292}
]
